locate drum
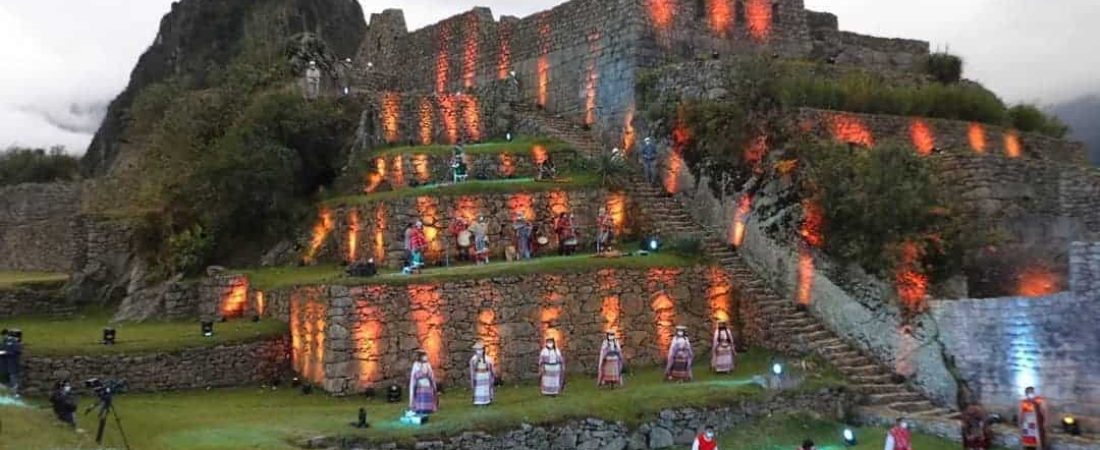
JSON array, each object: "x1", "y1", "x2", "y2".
[
  {"x1": 563, "y1": 237, "x2": 578, "y2": 247},
  {"x1": 457, "y1": 230, "x2": 473, "y2": 248},
  {"x1": 536, "y1": 235, "x2": 550, "y2": 246}
]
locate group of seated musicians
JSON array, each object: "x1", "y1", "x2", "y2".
[{"x1": 450, "y1": 146, "x2": 558, "y2": 183}]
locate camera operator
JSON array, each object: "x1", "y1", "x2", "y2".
[
  {"x1": 1, "y1": 330, "x2": 22, "y2": 397},
  {"x1": 50, "y1": 380, "x2": 78, "y2": 427}
]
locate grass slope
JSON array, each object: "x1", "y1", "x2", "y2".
[
  {"x1": 4, "y1": 349, "x2": 848, "y2": 449},
  {"x1": 0, "y1": 271, "x2": 68, "y2": 289},
  {"x1": 241, "y1": 252, "x2": 699, "y2": 291},
  {"x1": 324, "y1": 174, "x2": 601, "y2": 207},
  {"x1": 0, "y1": 311, "x2": 287, "y2": 357}
]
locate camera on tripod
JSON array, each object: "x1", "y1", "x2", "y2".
[
  {"x1": 84, "y1": 378, "x2": 127, "y2": 397},
  {"x1": 83, "y1": 378, "x2": 132, "y2": 449}
]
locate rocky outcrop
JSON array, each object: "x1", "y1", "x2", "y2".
[{"x1": 82, "y1": 0, "x2": 367, "y2": 176}]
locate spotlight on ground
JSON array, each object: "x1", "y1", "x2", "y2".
[
  {"x1": 506, "y1": 133, "x2": 513, "y2": 142},
  {"x1": 201, "y1": 321, "x2": 214, "y2": 337},
  {"x1": 387, "y1": 385, "x2": 402, "y2": 403},
  {"x1": 400, "y1": 410, "x2": 428, "y2": 425},
  {"x1": 102, "y1": 327, "x2": 116, "y2": 345},
  {"x1": 640, "y1": 236, "x2": 660, "y2": 253},
  {"x1": 1062, "y1": 416, "x2": 1081, "y2": 436},
  {"x1": 772, "y1": 363, "x2": 783, "y2": 376},
  {"x1": 842, "y1": 428, "x2": 857, "y2": 446},
  {"x1": 301, "y1": 384, "x2": 313, "y2": 395},
  {"x1": 291, "y1": 377, "x2": 302, "y2": 388}
]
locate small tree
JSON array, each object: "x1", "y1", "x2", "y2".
[
  {"x1": 1008, "y1": 104, "x2": 1070, "y2": 138},
  {"x1": 924, "y1": 52, "x2": 963, "y2": 84}
]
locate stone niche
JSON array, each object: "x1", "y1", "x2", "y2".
[
  {"x1": 307, "y1": 189, "x2": 635, "y2": 269},
  {"x1": 273, "y1": 265, "x2": 744, "y2": 394}
]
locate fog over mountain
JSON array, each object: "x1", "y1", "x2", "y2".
[
  {"x1": 1, "y1": 0, "x2": 1099, "y2": 154},
  {"x1": 1051, "y1": 96, "x2": 1100, "y2": 165}
]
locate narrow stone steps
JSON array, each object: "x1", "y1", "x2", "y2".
[
  {"x1": 888, "y1": 401, "x2": 938, "y2": 414},
  {"x1": 854, "y1": 384, "x2": 909, "y2": 395},
  {"x1": 870, "y1": 392, "x2": 926, "y2": 404}
]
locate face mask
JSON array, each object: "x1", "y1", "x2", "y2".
[
  {"x1": 420, "y1": 357, "x2": 428, "y2": 363},
  {"x1": 63, "y1": 386, "x2": 71, "y2": 394},
  {"x1": 476, "y1": 350, "x2": 484, "y2": 356},
  {"x1": 900, "y1": 422, "x2": 908, "y2": 430},
  {"x1": 1026, "y1": 393, "x2": 1035, "y2": 400},
  {"x1": 705, "y1": 432, "x2": 714, "y2": 439}
]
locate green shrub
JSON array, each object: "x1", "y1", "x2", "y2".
[
  {"x1": 666, "y1": 235, "x2": 703, "y2": 257},
  {"x1": 924, "y1": 52, "x2": 963, "y2": 84},
  {"x1": 0, "y1": 146, "x2": 79, "y2": 186},
  {"x1": 167, "y1": 224, "x2": 214, "y2": 276},
  {"x1": 1008, "y1": 104, "x2": 1069, "y2": 138},
  {"x1": 589, "y1": 152, "x2": 630, "y2": 189}
]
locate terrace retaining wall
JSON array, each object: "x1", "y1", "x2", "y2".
[{"x1": 0, "y1": 282, "x2": 69, "y2": 318}]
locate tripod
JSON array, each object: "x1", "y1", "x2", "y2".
[{"x1": 85, "y1": 393, "x2": 132, "y2": 450}]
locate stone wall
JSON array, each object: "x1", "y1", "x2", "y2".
[
  {"x1": 807, "y1": 10, "x2": 929, "y2": 71},
  {"x1": 20, "y1": 337, "x2": 291, "y2": 395},
  {"x1": 0, "y1": 282, "x2": 69, "y2": 318},
  {"x1": 307, "y1": 390, "x2": 851, "y2": 449},
  {"x1": 307, "y1": 189, "x2": 635, "y2": 268},
  {"x1": 796, "y1": 108, "x2": 1088, "y2": 165},
  {"x1": 0, "y1": 182, "x2": 81, "y2": 272},
  {"x1": 270, "y1": 266, "x2": 744, "y2": 394}
]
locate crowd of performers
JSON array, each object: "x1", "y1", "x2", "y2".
[
  {"x1": 399, "y1": 205, "x2": 617, "y2": 273},
  {"x1": 405, "y1": 322, "x2": 738, "y2": 415}
]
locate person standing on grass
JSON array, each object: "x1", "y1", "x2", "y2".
[
  {"x1": 884, "y1": 417, "x2": 912, "y2": 450},
  {"x1": 665, "y1": 325, "x2": 694, "y2": 382},
  {"x1": 408, "y1": 350, "x2": 438, "y2": 414},
  {"x1": 405, "y1": 221, "x2": 428, "y2": 273},
  {"x1": 711, "y1": 320, "x2": 736, "y2": 374},
  {"x1": 596, "y1": 207, "x2": 614, "y2": 254},
  {"x1": 961, "y1": 405, "x2": 993, "y2": 450},
  {"x1": 513, "y1": 213, "x2": 533, "y2": 260},
  {"x1": 469, "y1": 342, "x2": 495, "y2": 406},
  {"x1": 538, "y1": 337, "x2": 565, "y2": 396},
  {"x1": 49, "y1": 380, "x2": 77, "y2": 427},
  {"x1": 471, "y1": 216, "x2": 491, "y2": 264},
  {"x1": 1019, "y1": 387, "x2": 1049, "y2": 450},
  {"x1": 304, "y1": 61, "x2": 322, "y2": 100},
  {"x1": 692, "y1": 425, "x2": 718, "y2": 450},
  {"x1": 641, "y1": 137, "x2": 659, "y2": 187},
  {"x1": 596, "y1": 331, "x2": 624, "y2": 388},
  {"x1": 1, "y1": 330, "x2": 22, "y2": 397}
]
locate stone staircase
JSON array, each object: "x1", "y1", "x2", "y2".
[
  {"x1": 513, "y1": 105, "x2": 601, "y2": 154},
  {"x1": 515, "y1": 104, "x2": 955, "y2": 421}
]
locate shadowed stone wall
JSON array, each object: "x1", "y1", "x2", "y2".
[{"x1": 0, "y1": 182, "x2": 81, "y2": 272}]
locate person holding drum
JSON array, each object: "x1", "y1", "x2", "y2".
[
  {"x1": 553, "y1": 212, "x2": 579, "y2": 256},
  {"x1": 449, "y1": 215, "x2": 472, "y2": 262},
  {"x1": 471, "y1": 216, "x2": 491, "y2": 265}
]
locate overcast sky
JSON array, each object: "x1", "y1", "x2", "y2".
[{"x1": 1, "y1": 0, "x2": 1097, "y2": 154}]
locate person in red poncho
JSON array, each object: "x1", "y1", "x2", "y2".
[
  {"x1": 885, "y1": 417, "x2": 912, "y2": 450},
  {"x1": 692, "y1": 425, "x2": 718, "y2": 450}
]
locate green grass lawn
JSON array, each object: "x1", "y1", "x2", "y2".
[
  {"x1": 241, "y1": 252, "x2": 700, "y2": 291},
  {"x1": 3, "y1": 349, "x2": 851, "y2": 450},
  {"x1": 0, "y1": 271, "x2": 68, "y2": 289},
  {"x1": 0, "y1": 311, "x2": 288, "y2": 357},
  {"x1": 369, "y1": 137, "x2": 573, "y2": 158},
  {"x1": 324, "y1": 174, "x2": 602, "y2": 207},
  {"x1": 678, "y1": 413, "x2": 1003, "y2": 450}
]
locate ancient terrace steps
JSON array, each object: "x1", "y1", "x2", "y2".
[
  {"x1": 513, "y1": 106, "x2": 601, "y2": 155},
  {"x1": 516, "y1": 104, "x2": 954, "y2": 420}
]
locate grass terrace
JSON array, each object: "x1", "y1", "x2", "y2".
[
  {"x1": 325, "y1": 174, "x2": 601, "y2": 207},
  {"x1": 240, "y1": 251, "x2": 701, "y2": 291},
  {"x1": 0, "y1": 310, "x2": 287, "y2": 357},
  {"x1": 368, "y1": 136, "x2": 574, "y2": 158},
  {"x1": 2, "y1": 349, "x2": 862, "y2": 449},
  {"x1": 0, "y1": 271, "x2": 69, "y2": 289}
]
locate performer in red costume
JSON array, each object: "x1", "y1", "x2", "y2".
[
  {"x1": 691, "y1": 425, "x2": 718, "y2": 450},
  {"x1": 1018, "y1": 387, "x2": 1049, "y2": 450},
  {"x1": 884, "y1": 417, "x2": 912, "y2": 450}
]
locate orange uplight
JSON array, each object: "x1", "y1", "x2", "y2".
[
  {"x1": 290, "y1": 295, "x2": 301, "y2": 369},
  {"x1": 409, "y1": 284, "x2": 446, "y2": 375},
  {"x1": 623, "y1": 104, "x2": 636, "y2": 154},
  {"x1": 548, "y1": 190, "x2": 570, "y2": 216},
  {"x1": 292, "y1": 295, "x2": 327, "y2": 385},
  {"x1": 463, "y1": 14, "x2": 479, "y2": 89},
  {"x1": 909, "y1": 119, "x2": 936, "y2": 156},
  {"x1": 508, "y1": 192, "x2": 534, "y2": 220},
  {"x1": 730, "y1": 194, "x2": 752, "y2": 247},
  {"x1": 584, "y1": 33, "x2": 600, "y2": 126},
  {"x1": 436, "y1": 24, "x2": 451, "y2": 94},
  {"x1": 439, "y1": 95, "x2": 459, "y2": 145},
  {"x1": 707, "y1": 266, "x2": 732, "y2": 323},
  {"x1": 220, "y1": 278, "x2": 249, "y2": 319},
  {"x1": 1004, "y1": 131, "x2": 1022, "y2": 158},
  {"x1": 392, "y1": 155, "x2": 406, "y2": 187},
  {"x1": 412, "y1": 154, "x2": 431, "y2": 183},
  {"x1": 462, "y1": 95, "x2": 482, "y2": 142},
  {"x1": 708, "y1": 0, "x2": 733, "y2": 36},
  {"x1": 537, "y1": 19, "x2": 551, "y2": 107},
  {"x1": 800, "y1": 200, "x2": 824, "y2": 248},
  {"x1": 419, "y1": 97, "x2": 434, "y2": 145},
  {"x1": 745, "y1": 0, "x2": 773, "y2": 42},
  {"x1": 499, "y1": 153, "x2": 516, "y2": 177},
  {"x1": 895, "y1": 241, "x2": 928, "y2": 314},
  {"x1": 830, "y1": 114, "x2": 875, "y2": 148},
  {"x1": 606, "y1": 192, "x2": 627, "y2": 236},
  {"x1": 968, "y1": 123, "x2": 987, "y2": 153},
  {"x1": 532, "y1": 144, "x2": 548, "y2": 165},
  {"x1": 254, "y1": 290, "x2": 265, "y2": 317},
  {"x1": 456, "y1": 196, "x2": 480, "y2": 222},
  {"x1": 365, "y1": 157, "x2": 385, "y2": 193},
  {"x1": 665, "y1": 112, "x2": 690, "y2": 194},
  {"x1": 602, "y1": 296, "x2": 621, "y2": 334},
  {"x1": 541, "y1": 287, "x2": 565, "y2": 348},
  {"x1": 797, "y1": 248, "x2": 814, "y2": 306},
  {"x1": 498, "y1": 25, "x2": 512, "y2": 80},
  {"x1": 477, "y1": 308, "x2": 500, "y2": 362},
  {"x1": 651, "y1": 292, "x2": 677, "y2": 357},
  {"x1": 417, "y1": 196, "x2": 442, "y2": 258},
  {"x1": 347, "y1": 209, "x2": 360, "y2": 262},
  {"x1": 304, "y1": 207, "x2": 335, "y2": 265},
  {"x1": 649, "y1": 0, "x2": 675, "y2": 29},
  {"x1": 744, "y1": 135, "x2": 768, "y2": 172},
  {"x1": 373, "y1": 204, "x2": 386, "y2": 262},
  {"x1": 1017, "y1": 267, "x2": 1061, "y2": 297},
  {"x1": 382, "y1": 92, "x2": 401, "y2": 143},
  {"x1": 355, "y1": 300, "x2": 384, "y2": 387}
]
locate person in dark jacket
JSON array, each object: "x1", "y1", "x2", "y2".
[
  {"x1": 49, "y1": 380, "x2": 78, "y2": 427},
  {"x1": 1, "y1": 331, "x2": 22, "y2": 397},
  {"x1": 641, "y1": 137, "x2": 659, "y2": 186}
]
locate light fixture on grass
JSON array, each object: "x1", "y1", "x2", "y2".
[
  {"x1": 201, "y1": 321, "x2": 214, "y2": 337},
  {"x1": 102, "y1": 328, "x2": 116, "y2": 345},
  {"x1": 842, "y1": 428, "x2": 857, "y2": 446},
  {"x1": 1062, "y1": 416, "x2": 1081, "y2": 436}
]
